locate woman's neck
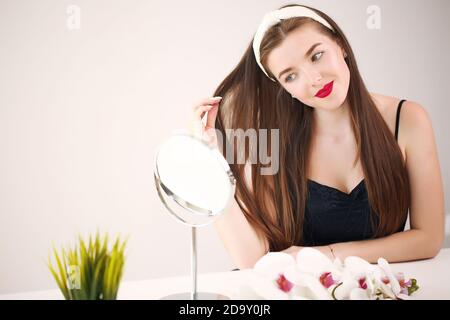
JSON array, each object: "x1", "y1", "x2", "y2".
[{"x1": 312, "y1": 99, "x2": 353, "y2": 138}]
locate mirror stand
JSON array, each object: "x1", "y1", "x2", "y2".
[{"x1": 160, "y1": 227, "x2": 228, "y2": 300}]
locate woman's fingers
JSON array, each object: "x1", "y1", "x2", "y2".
[
  {"x1": 195, "y1": 104, "x2": 214, "y2": 119},
  {"x1": 189, "y1": 105, "x2": 212, "y2": 138},
  {"x1": 194, "y1": 97, "x2": 221, "y2": 116},
  {"x1": 195, "y1": 96, "x2": 222, "y2": 108},
  {"x1": 189, "y1": 96, "x2": 222, "y2": 144},
  {"x1": 206, "y1": 104, "x2": 219, "y2": 128}
]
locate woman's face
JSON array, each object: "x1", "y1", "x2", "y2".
[{"x1": 266, "y1": 23, "x2": 350, "y2": 110}]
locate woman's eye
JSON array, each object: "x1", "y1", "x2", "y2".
[
  {"x1": 285, "y1": 73, "x2": 297, "y2": 83},
  {"x1": 312, "y1": 51, "x2": 323, "y2": 62},
  {"x1": 284, "y1": 52, "x2": 323, "y2": 82}
]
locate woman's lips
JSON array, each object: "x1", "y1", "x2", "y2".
[{"x1": 315, "y1": 81, "x2": 334, "y2": 98}]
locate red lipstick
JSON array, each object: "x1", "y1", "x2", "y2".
[{"x1": 315, "y1": 81, "x2": 334, "y2": 98}]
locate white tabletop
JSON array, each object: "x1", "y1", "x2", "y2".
[{"x1": 1, "y1": 248, "x2": 450, "y2": 300}]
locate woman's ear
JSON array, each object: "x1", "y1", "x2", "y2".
[
  {"x1": 335, "y1": 39, "x2": 347, "y2": 59},
  {"x1": 340, "y1": 46, "x2": 347, "y2": 59},
  {"x1": 339, "y1": 45, "x2": 347, "y2": 58}
]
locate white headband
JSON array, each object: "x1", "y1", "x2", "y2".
[{"x1": 252, "y1": 6, "x2": 334, "y2": 82}]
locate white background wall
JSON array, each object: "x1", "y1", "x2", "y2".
[{"x1": 0, "y1": 0, "x2": 449, "y2": 294}]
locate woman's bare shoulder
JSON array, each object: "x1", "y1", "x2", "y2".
[
  {"x1": 369, "y1": 92, "x2": 428, "y2": 130},
  {"x1": 370, "y1": 92, "x2": 432, "y2": 157},
  {"x1": 369, "y1": 92, "x2": 402, "y2": 133}
]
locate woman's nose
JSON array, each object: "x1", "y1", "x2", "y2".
[{"x1": 301, "y1": 66, "x2": 322, "y2": 85}]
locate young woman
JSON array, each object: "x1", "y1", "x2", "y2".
[{"x1": 190, "y1": 4, "x2": 444, "y2": 269}]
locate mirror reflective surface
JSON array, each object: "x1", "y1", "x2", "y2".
[{"x1": 154, "y1": 133, "x2": 235, "y2": 227}]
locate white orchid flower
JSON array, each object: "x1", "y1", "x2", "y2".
[
  {"x1": 233, "y1": 250, "x2": 333, "y2": 299},
  {"x1": 254, "y1": 252, "x2": 296, "y2": 278},
  {"x1": 284, "y1": 270, "x2": 332, "y2": 300},
  {"x1": 339, "y1": 256, "x2": 411, "y2": 300},
  {"x1": 295, "y1": 248, "x2": 344, "y2": 298},
  {"x1": 296, "y1": 248, "x2": 342, "y2": 277},
  {"x1": 232, "y1": 248, "x2": 419, "y2": 300},
  {"x1": 333, "y1": 256, "x2": 376, "y2": 300},
  {"x1": 241, "y1": 252, "x2": 296, "y2": 299},
  {"x1": 377, "y1": 258, "x2": 401, "y2": 294}
]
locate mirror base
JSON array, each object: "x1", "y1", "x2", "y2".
[{"x1": 160, "y1": 292, "x2": 230, "y2": 300}]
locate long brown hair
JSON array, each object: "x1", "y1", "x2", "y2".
[{"x1": 213, "y1": 4, "x2": 410, "y2": 251}]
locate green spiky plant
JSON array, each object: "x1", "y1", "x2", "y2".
[{"x1": 47, "y1": 232, "x2": 127, "y2": 300}]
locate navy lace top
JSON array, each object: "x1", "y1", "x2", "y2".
[{"x1": 301, "y1": 99, "x2": 406, "y2": 246}]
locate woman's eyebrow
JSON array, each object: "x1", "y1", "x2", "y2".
[{"x1": 277, "y1": 42, "x2": 322, "y2": 79}]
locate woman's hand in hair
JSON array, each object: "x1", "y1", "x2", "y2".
[{"x1": 188, "y1": 96, "x2": 222, "y2": 148}]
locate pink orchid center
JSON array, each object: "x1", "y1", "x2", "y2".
[
  {"x1": 320, "y1": 272, "x2": 336, "y2": 288},
  {"x1": 358, "y1": 277, "x2": 368, "y2": 289},
  {"x1": 276, "y1": 274, "x2": 294, "y2": 293},
  {"x1": 396, "y1": 273, "x2": 407, "y2": 288}
]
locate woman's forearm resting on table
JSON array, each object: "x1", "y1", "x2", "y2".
[
  {"x1": 228, "y1": 226, "x2": 444, "y2": 269},
  {"x1": 310, "y1": 228, "x2": 444, "y2": 263}
]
